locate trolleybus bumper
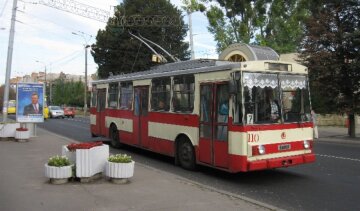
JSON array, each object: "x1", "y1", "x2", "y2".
[{"x1": 248, "y1": 153, "x2": 316, "y2": 171}]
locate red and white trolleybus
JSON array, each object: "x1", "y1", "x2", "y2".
[{"x1": 90, "y1": 58, "x2": 315, "y2": 172}]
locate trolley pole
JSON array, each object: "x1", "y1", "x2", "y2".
[{"x1": 2, "y1": 0, "x2": 18, "y2": 122}]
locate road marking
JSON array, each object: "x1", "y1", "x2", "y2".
[{"x1": 316, "y1": 154, "x2": 360, "y2": 162}]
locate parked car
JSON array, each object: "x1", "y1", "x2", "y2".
[
  {"x1": 63, "y1": 107, "x2": 75, "y2": 118},
  {"x1": 7, "y1": 100, "x2": 16, "y2": 114},
  {"x1": 48, "y1": 106, "x2": 64, "y2": 118}
]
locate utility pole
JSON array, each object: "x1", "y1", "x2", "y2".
[
  {"x1": 2, "y1": 0, "x2": 18, "y2": 122},
  {"x1": 188, "y1": 11, "x2": 195, "y2": 60},
  {"x1": 72, "y1": 31, "x2": 92, "y2": 116},
  {"x1": 84, "y1": 45, "x2": 90, "y2": 116}
]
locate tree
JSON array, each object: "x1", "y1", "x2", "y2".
[
  {"x1": 51, "y1": 78, "x2": 87, "y2": 107},
  {"x1": 198, "y1": 0, "x2": 308, "y2": 53},
  {"x1": 259, "y1": 0, "x2": 309, "y2": 53},
  {"x1": 300, "y1": 0, "x2": 360, "y2": 137},
  {"x1": 0, "y1": 85, "x2": 16, "y2": 112},
  {"x1": 92, "y1": 0, "x2": 190, "y2": 79}
]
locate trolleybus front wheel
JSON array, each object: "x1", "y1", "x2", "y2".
[{"x1": 178, "y1": 137, "x2": 196, "y2": 170}]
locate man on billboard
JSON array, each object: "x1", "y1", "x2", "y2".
[
  {"x1": 23, "y1": 92, "x2": 43, "y2": 115},
  {"x1": 17, "y1": 83, "x2": 44, "y2": 123}
]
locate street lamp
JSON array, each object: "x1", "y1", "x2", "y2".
[{"x1": 72, "y1": 31, "x2": 92, "y2": 116}]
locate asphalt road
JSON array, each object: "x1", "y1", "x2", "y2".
[{"x1": 38, "y1": 117, "x2": 360, "y2": 211}]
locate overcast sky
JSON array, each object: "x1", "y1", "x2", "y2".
[{"x1": 0, "y1": 0, "x2": 218, "y2": 85}]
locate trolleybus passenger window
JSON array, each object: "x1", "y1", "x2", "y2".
[
  {"x1": 243, "y1": 73, "x2": 280, "y2": 124},
  {"x1": 216, "y1": 84, "x2": 229, "y2": 141},
  {"x1": 151, "y1": 77, "x2": 171, "y2": 111},
  {"x1": 91, "y1": 86, "x2": 97, "y2": 107},
  {"x1": 120, "y1": 82, "x2": 133, "y2": 110},
  {"x1": 108, "y1": 83, "x2": 119, "y2": 108},
  {"x1": 200, "y1": 85, "x2": 212, "y2": 138},
  {"x1": 173, "y1": 75, "x2": 194, "y2": 112},
  {"x1": 280, "y1": 75, "x2": 311, "y2": 122}
]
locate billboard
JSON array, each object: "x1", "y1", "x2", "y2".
[{"x1": 16, "y1": 83, "x2": 44, "y2": 123}]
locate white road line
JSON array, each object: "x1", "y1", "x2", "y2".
[{"x1": 316, "y1": 154, "x2": 360, "y2": 162}]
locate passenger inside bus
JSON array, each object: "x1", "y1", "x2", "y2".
[{"x1": 265, "y1": 88, "x2": 280, "y2": 122}]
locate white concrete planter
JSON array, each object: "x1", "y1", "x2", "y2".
[
  {"x1": 105, "y1": 160, "x2": 135, "y2": 184},
  {"x1": 0, "y1": 122, "x2": 20, "y2": 138},
  {"x1": 62, "y1": 144, "x2": 109, "y2": 178},
  {"x1": 15, "y1": 129, "x2": 30, "y2": 142},
  {"x1": 44, "y1": 164, "x2": 73, "y2": 184}
]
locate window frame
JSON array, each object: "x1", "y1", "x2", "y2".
[
  {"x1": 119, "y1": 81, "x2": 133, "y2": 110},
  {"x1": 172, "y1": 74, "x2": 195, "y2": 113},
  {"x1": 151, "y1": 77, "x2": 171, "y2": 112},
  {"x1": 107, "y1": 82, "x2": 119, "y2": 108}
]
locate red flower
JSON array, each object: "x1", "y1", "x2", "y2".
[
  {"x1": 67, "y1": 141, "x2": 103, "y2": 151},
  {"x1": 16, "y1": 127, "x2": 28, "y2": 132}
]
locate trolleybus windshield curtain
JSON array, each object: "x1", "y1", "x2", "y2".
[{"x1": 238, "y1": 72, "x2": 311, "y2": 125}]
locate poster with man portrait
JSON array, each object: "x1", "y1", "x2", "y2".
[{"x1": 16, "y1": 83, "x2": 44, "y2": 123}]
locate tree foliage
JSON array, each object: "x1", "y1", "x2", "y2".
[
  {"x1": 51, "y1": 78, "x2": 88, "y2": 107},
  {"x1": 300, "y1": 0, "x2": 360, "y2": 136},
  {"x1": 0, "y1": 85, "x2": 16, "y2": 111},
  {"x1": 92, "y1": 0, "x2": 190, "y2": 79},
  {"x1": 196, "y1": 0, "x2": 309, "y2": 53}
]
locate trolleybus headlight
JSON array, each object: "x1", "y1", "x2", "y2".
[
  {"x1": 304, "y1": 140, "x2": 310, "y2": 149},
  {"x1": 258, "y1": 145, "x2": 266, "y2": 155}
]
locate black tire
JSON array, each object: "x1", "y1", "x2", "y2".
[
  {"x1": 178, "y1": 138, "x2": 196, "y2": 170},
  {"x1": 110, "y1": 125, "x2": 122, "y2": 148}
]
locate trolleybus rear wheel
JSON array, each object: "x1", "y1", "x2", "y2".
[
  {"x1": 110, "y1": 124, "x2": 122, "y2": 148},
  {"x1": 178, "y1": 138, "x2": 196, "y2": 170}
]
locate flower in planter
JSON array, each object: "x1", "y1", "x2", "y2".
[
  {"x1": 48, "y1": 155, "x2": 71, "y2": 167},
  {"x1": 67, "y1": 141, "x2": 103, "y2": 151},
  {"x1": 16, "y1": 127, "x2": 28, "y2": 132},
  {"x1": 106, "y1": 154, "x2": 135, "y2": 183},
  {"x1": 108, "y1": 154, "x2": 132, "y2": 163}
]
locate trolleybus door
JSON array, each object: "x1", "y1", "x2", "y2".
[
  {"x1": 133, "y1": 86, "x2": 149, "y2": 147},
  {"x1": 199, "y1": 83, "x2": 229, "y2": 168},
  {"x1": 96, "y1": 88, "x2": 107, "y2": 136}
]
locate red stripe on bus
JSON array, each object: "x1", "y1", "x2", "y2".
[
  {"x1": 148, "y1": 112, "x2": 199, "y2": 127},
  {"x1": 106, "y1": 108, "x2": 134, "y2": 119}
]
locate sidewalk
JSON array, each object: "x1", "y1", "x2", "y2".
[
  {"x1": 0, "y1": 128, "x2": 274, "y2": 211},
  {"x1": 317, "y1": 126, "x2": 360, "y2": 144}
]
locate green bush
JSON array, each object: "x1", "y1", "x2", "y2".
[
  {"x1": 47, "y1": 155, "x2": 71, "y2": 167},
  {"x1": 108, "y1": 154, "x2": 132, "y2": 163}
]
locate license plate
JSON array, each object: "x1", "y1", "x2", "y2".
[{"x1": 278, "y1": 144, "x2": 291, "y2": 151}]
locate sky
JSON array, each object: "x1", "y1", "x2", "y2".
[{"x1": 0, "y1": 0, "x2": 218, "y2": 85}]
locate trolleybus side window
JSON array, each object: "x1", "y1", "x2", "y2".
[
  {"x1": 231, "y1": 72, "x2": 243, "y2": 124},
  {"x1": 216, "y1": 84, "x2": 229, "y2": 141},
  {"x1": 119, "y1": 82, "x2": 133, "y2": 110},
  {"x1": 108, "y1": 83, "x2": 119, "y2": 108},
  {"x1": 280, "y1": 75, "x2": 311, "y2": 122},
  {"x1": 151, "y1": 77, "x2": 171, "y2": 111},
  {"x1": 91, "y1": 86, "x2": 97, "y2": 107},
  {"x1": 173, "y1": 75, "x2": 195, "y2": 113},
  {"x1": 243, "y1": 72, "x2": 280, "y2": 124}
]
